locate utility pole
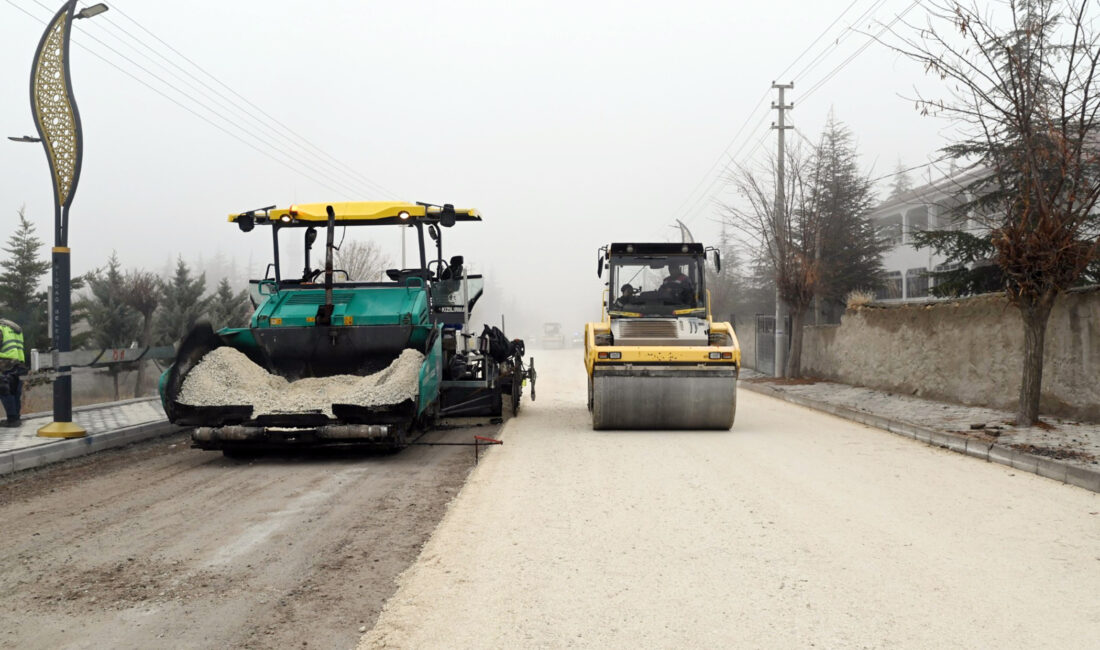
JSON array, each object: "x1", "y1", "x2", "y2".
[{"x1": 771, "y1": 82, "x2": 793, "y2": 378}]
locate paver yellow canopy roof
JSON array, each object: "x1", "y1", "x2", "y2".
[{"x1": 227, "y1": 201, "x2": 481, "y2": 226}]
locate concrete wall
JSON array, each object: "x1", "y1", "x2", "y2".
[{"x1": 800, "y1": 286, "x2": 1100, "y2": 421}]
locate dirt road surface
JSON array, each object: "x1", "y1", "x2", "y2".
[
  {"x1": 362, "y1": 349, "x2": 1100, "y2": 649},
  {"x1": 0, "y1": 423, "x2": 497, "y2": 649}
]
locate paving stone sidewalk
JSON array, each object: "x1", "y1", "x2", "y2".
[
  {"x1": 0, "y1": 397, "x2": 179, "y2": 475},
  {"x1": 740, "y1": 370, "x2": 1100, "y2": 492}
]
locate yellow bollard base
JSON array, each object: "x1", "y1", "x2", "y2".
[{"x1": 37, "y1": 421, "x2": 87, "y2": 438}]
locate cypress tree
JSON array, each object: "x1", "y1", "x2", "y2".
[
  {"x1": 155, "y1": 257, "x2": 209, "y2": 345},
  {"x1": 208, "y1": 277, "x2": 251, "y2": 330},
  {"x1": 79, "y1": 253, "x2": 139, "y2": 400},
  {"x1": 0, "y1": 208, "x2": 51, "y2": 349}
]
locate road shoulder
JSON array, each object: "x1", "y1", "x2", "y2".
[{"x1": 739, "y1": 376, "x2": 1100, "y2": 493}]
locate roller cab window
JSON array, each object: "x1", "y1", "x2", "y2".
[{"x1": 608, "y1": 255, "x2": 705, "y2": 317}]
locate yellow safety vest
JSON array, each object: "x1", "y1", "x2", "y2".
[{"x1": 0, "y1": 320, "x2": 25, "y2": 364}]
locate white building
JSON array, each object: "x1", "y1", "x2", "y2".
[{"x1": 869, "y1": 169, "x2": 987, "y2": 301}]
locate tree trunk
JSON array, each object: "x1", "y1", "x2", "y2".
[
  {"x1": 1016, "y1": 298, "x2": 1054, "y2": 426},
  {"x1": 785, "y1": 304, "x2": 806, "y2": 379},
  {"x1": 813, "y1": 225, "x2": 822, "y2": 326},
  {"x1": 133, "y1": 362, "x2": 145, "y2": 398},
  {"x1": 133, "y1": 312, "x2": 154, "y2": 397},
  {"x1": 112, "y1": 371, "x2": 120, "y2": 402}
]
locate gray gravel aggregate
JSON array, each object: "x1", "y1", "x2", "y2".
[{"x1": 178, "y1": 347, "x2": 424, "y2": 416}]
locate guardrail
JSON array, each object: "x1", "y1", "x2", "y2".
[{"x1": 29, "y1": 346, "x2": 177, "y2": 372}]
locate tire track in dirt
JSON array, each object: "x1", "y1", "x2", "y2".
[{"x1": 0, "y1": 424, "x2": 497, "y2": 649}]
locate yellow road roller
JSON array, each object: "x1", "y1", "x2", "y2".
[{"x1": 584, "y1": 242, "x2": 739, "y2": 430}]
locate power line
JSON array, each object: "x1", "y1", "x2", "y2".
[
  {"x1": 776, "y1": 0, "x2": 864, "y2": 82},
  {"x1": 13, "y1": 0, "x2": 404, "y2": 199},
  {"x1": 678, "y1": 122, "x2": 773, "y2": 229},
  {"x1": 868, "y1": 154, "x2": 952, "y2": 183},
  {"x1": 69, "y1": 14, "x2": 391, "y2": 199},
  {"x1": 677, "y1": 111, "x2": 772, "y2": 226},
  {"x1": 680, "y1": 0, "x2": 928, "y2": 232},
  {"x1": 670, "y1": 95, "x2": 771, "y2": 222},
  {"x1": 72, "y1": 4, "x2": 393, "y2": 199},
  {"x1": 8, "y1": 0, "x2": 371, "y2": 199},
  {"x1": 22, "y1": 0, "x2": 366, "y2": 197},
  {"x1": 793, "y1": 122, "x2": 956, "y2": 188},
  {"x1": 100, "y1": 0, "x2": 401, "y2": 198},
  {"x1": 801, "y1": 0, "x2": 923, "y2": 102},
  {"x1": 789, "y1": 0, "x2": 891, "y2": 85},
  {"x1": 668, "y1": 0, "x2": 899, "y2": 233}
]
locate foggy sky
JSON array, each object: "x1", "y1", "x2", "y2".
[{"x1": 1, "y1": 0, "x2": 955, "y2": 335}]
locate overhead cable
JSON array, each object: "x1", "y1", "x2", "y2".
[
  {"x1": 100, "y1": 0, "x2": 401, "y2": 198},
  {"x1": 669, "y1": 0, "x2": 901, "y2": 232},
  {"x1": 11, "y1": 0, "x2": 365, "y2": 197}
]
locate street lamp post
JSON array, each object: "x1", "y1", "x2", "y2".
[{"x1": 19, "y1": 1, "x2": 108, "y2": 438}]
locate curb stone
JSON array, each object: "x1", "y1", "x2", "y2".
[
  {"x1": 20, "y1": 396, "x2": 162, "y2": 421},
  {"x1": 1066, "y1": 465, "x2": 1100, "y2": 492},
  {"x1": 964, "y1": 438, "x2": 992, "y2": 461},
  {"x1": 1, "y1": 419, "x2": 184, "y2": 477},
  {"x1": 740, "y1": 380, "x2": 1100, "y2": 494}
]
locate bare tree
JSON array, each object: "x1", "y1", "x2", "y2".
[
  {"x1": 334, "y1": 240, "x2": 392, "y2": 282},
  {"x1": 706, "y1": 224, "x2": 747, "y2": 323},
  {"x1": 724, "y1": 115, "x2": 884, "y2": 376},
  {"x1": 724, "y1": 144, "x2": 823, "y2": 378},
  {"x1": 889, "y1": 0, "x2": 1100, "y2": 424}
]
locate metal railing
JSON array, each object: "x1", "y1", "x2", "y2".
[{"x1": 30, "y1": 346, "x2": 176, "y2": 373}]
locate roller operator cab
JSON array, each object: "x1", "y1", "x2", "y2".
[
  {"x1": 584, "y1": 243, "x2": 740, "y2": 430},
  {"x1": 159, "y1": 201, "x2": 534, "y2": 455},
  {"x1": 541, "y1": 322, "x2": 565, "y2": 349}
]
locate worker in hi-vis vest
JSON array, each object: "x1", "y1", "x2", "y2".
[{"x1": 0, "y1": 318, "x2": 26, "y2": 427}]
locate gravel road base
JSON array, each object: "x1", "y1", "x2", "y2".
[
  {"x1": 360, "y1": 350, "x2": 1099, "y2": 649},
  {"x1": 0, "y1": 421, "x2": 498, "y2": 649}
]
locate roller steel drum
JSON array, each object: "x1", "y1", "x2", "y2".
[{"x1": 591, "y1": 366, "x2": 737, "y2": 430}]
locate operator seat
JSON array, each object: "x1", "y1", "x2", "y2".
[{"x1": 439, "y1": 255, "x2": 465, "y2": 281}]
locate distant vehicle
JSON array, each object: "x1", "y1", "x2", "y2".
[
  {"x1": 570, "y1": 331, "x2": 583, "y2": 347},
  {"x1": 541, "y1": 322, "x2": 565, "y2": 349}
]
